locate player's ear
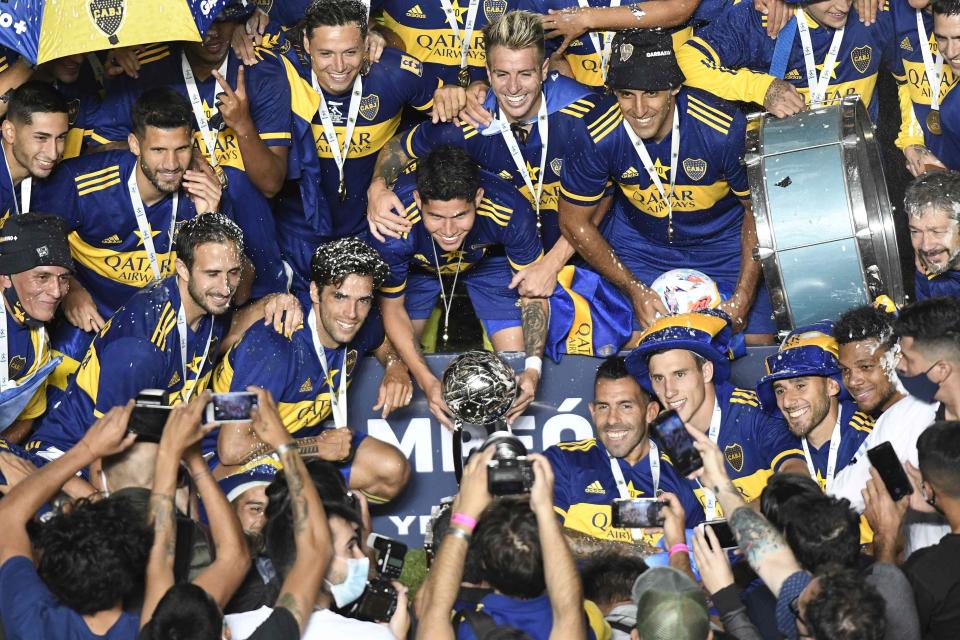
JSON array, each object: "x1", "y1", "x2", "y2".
[
  {"x1": 412, "y1": 190, "x2": 422, "y2": 211},
  {"x1": 540, "y1": 56, "x2": 549, "y2": 80},
  {"x1": 702, "y1": 360, "x2": 714, "y2": 384},
  {"x1": 645, "y1": 397, "x2": 660, "y2": 423},
  {"x1": 827, "y1": 377, "x2": 841, "y2": 398},
  {"x1": 127, "y1": 132, "x2": 140, "y2": 157},
  {"x1": 0, "y1": 274, "x2": 12, "y2": 290},
  {"x1": 473, "y1": 187, "x2": 484, "y2": 209},
  {"x1": 309, "y1": 281, "x2": 321, "y2": 305},
  {"x1": 174, "y1": 257, "x2": 190, "y2": 282},
  {"x1": 1, "y1": 119, "x2": 14, "y2": 145}
]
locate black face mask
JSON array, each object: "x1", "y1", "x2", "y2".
[
  {"x1": 3, "y1": 285, "x2": 43, "y2": 328},
  {"x1": 897, "y1": 363, "x2": 942, "y2": 404}
]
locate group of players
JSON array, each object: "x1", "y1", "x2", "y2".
[{"x1": 0, "y1": 0, "x2": 959, "y2": 537}]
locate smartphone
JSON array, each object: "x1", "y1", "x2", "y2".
[
  {"x1": 205, "y1": 392, "x2": 258, "y2": 424},
  {"x1": 611, "y1": 498, "x2": 665, "y2": 528},
  {"x1": 650, "y1": 410, "x2": 703, "y2": 476},
  {"x1": 867, "y1": 441, "x2": 913, "y2": 501},
  {"x1": 128, "y1": 389, "x2": 172, "y2": 443},
  {"x1": 698, "y1": 519, "x2": 738, "y2": 550}
]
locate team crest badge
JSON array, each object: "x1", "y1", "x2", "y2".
[
  {"x1": 620, "y1": 43, "x2": 634, "y2": 62},
  {"x1": 67, "y1": 99, "x2": 81, "y2": 126},
  {"x1": 683, "y1": 158, "x2": 707, "y2": 181},
  {"x1": 346, "y1": 349, "x2": 358, "y2": 375},
  {"x1": 724, "y1": 443, "x2": 744, "y2": 473},
  {"x1": 87, "y1": 0, "x2": 127, "y2": 45},
  {"x1": 8, "y1": 356, "x2": 25, "y2": 375},
  {"x1": 550, "y1": 158, "x2": 563, "y2": 175},
  {"x1": 850, "y1": 45, "x2": 872, "y2": 74},
  {"x1": 359, "y1": 94, "x2": 380, "y2": 121},
  {"x1": 483, "y1": 0, "x2": 507, "y2": 21},
  {"x1": 256, "y1": 0, "x2": 274, "y2": 11}
]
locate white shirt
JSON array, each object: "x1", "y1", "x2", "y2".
[
  {"x1": 828, "y1": 394, "x2": 948, "y2": 556},
  {"x1": 226, "y1": 606, "x2": 396, "y2": 640}
]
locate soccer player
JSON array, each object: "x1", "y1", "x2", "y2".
[
  {"x1": 273, "y1": 0, "x2": 439, "y2": 294},
  {"x1": 890, "y1": 0, "x2": 956, "y2": 176},
  {"x1": 0, "y1": 83, "x2": 68, "y2": 222},
  {"x1": 212, "y1": 237, "x2": 413, "y2": 502},
  {"x1": 25, "y1": 215, "x2": 288, "y2": 461},
  {"x1": 0, "y1": 214, "x2": 73, "y2": 442},
  {"x1": 626, "y1": 310, "x2": 807, "y2": 516},
  {"x1": 370, "y1": 145, "x2": 547, "y2": 428},
  {"x1": 932, "y1": 0, "x2": 960, "y2": 169},
  {"x1": 31, "y1": 87, "x2": 229, "y2": 381},
  {"x1": 544, "y1": 356, "x2": 704, "y2": 551},
  {"x1": 368, "y1": 10, "x2": 601, "y2": 298},
  {"x1": 903, "y1": 171, "x2": 960, "y2": 299},
  {"x1": 86, "y1": 0, "x2": 291, "y2": 298},
  {"x1": 835, "y1": 304, "x2": 905, "y2": 417},
  {"x1": 756, "y1": 322, "x2": 874, "y2": 491},
  {"x1": 676, "y1": 0, "x2": 896, "y2": 120},
  {"x1": 559, "y1": 29, "x2": 770, "y2": 340}
]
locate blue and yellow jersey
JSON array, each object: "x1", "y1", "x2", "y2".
[
  {"x1": 914, "y1": 265, "x2": 960, "y2": 300},
  {"x1": 28, "y1": 277, "x2": 229, "y2": 454},
  {"x1": 677, "y1": 1, "x2": 897, "y2": 121},
  {"x1": 380, "y1": 0, "x2": 522, "y2": 86},
  {"x1": 2, "y1": 303, "x2": 52, "y2": 421},
  {"x1": 372, "y1": 169, "x2": 543, "y2": 296},
  {"x1": 402, "y1": 72, "x2": 601, "y2": 249},
  {"x1": 560, "y1": 88, "x2": 749, "y2": 248},
  {"x1": 800, "y1": 400, "x2": 872, "y2": 491},
  {"x1": 543, "y1": 437, "x2": 705, "y2": 547},
  {"x1": 889, "y1": 3, "x2": 958, "y2": 152},
  {"x1": 455, "y1": 592, "x2": 610, "y2": 640},
  {"x1": 88, "y1": 45, "x2": 293, "y2": 173},
  {"x1": 275, "y1": 46, "x2": 437, "y2": 240},
  {"x1": 690, "y1": 382, "x2": 804, "y2": 510},
  {"x1": 209, "y1": 301, "x2": 384, "y2": 459},
  {"x1": 30, "y1": 151, "x2": 206, "y2": 320},
  {"x1": 0, "y1": 438, "x2": 47, "y2": 485},
  {"x1": 937, "y1": 80, "x2": 960, "y2": 170}
]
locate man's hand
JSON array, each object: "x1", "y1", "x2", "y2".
[
  {"x1": 718, "y1": 290, "x2": 750, "y2": 333},
  {"x1": 509, "y1": 261, "x2": 559, "y2": 298},
  {"x1": 754, "y1": 0, "x2": 793, "y2": 37},
  {"x1": 366, "y1": 181, "x2": 412, "y2": 242},
  {"x1": 262, "y1": 293, "x2": 303, "y2": 336},
  {"x1": 0, "y1": 453, "x2": 37, "y2": 494},
  {"x1": 459, "y1": 81, "x2": 494, "y2": 128},
  {"x1": 692, "y1": 525, "x2": 736, "y2": 594},
  {"x1": 659, "y1": 492, "x2": 687, "y2": 548},
  {"x1": 542, "y1": 8, "x2": 590, "y2": 56},
  {"x1": 862, "y1": 466, "x2": 909, "y2": 537},
  {"x1": 904, "y1": 144, "x2": 947, "y2": 177},
  {"x1": 62, "y1": 281, "x2": 106, "y2": 332},
  {"x1": 424, "y1": 378, "x2": 456, "y2": 430},
  {"x1": 232, "y1": 9, "x2": 270, "y2": 65},
  {"x1": 158, "y1": 391, "x2": 216, "y2": 457},
  {"x1": 904, "y1": 461, "x2": 937, "y2": 514},
  {"x1": 212, "y1": 66, "x2": 254, "y2": 136},
  {"x1": 104, "y1": 46, "x2": 141, "y2": 78},
  {"x1": 452, "y1": 445, "x2": 495, "y2": 520},
  {"x1": 628, "y1": 284, "x2": 668, "y2": 330},
  {"x1": 431, "y1": 85, "x2": 467, "y2": 124},
  {"x1": 78, "y1": 402, "x2": 137, "y2": 459},
  {"x1": 763, "y1": 79, "x2": 805, "y2": 118},
  {"x1": 184, "y1": 156, "x2": 223, "y2": 213},
  {"x1": 854, "y1": 0, "x2": 880, "y2": 26},
  {"x1": 387, "y1": 581, "x2": 410, "y2": 638},
  {"x1": 505, "y1": 368, "x2": 539, "y2": 425},
  {"x1": 247, "y1": 386, "x2": 294, "y2": 449},
  {"x1": 373, "y1": 361, "x2": 413, "y2": 419},
  {"x1": 367, "y1": 30, "x2": 386, "y2": 64},
  {"x1": 314, "y1": 427, "x2": 354, "y2": 462},
  {"x1": 528, "y1": 453, "x2": 556, "y2": 519}
]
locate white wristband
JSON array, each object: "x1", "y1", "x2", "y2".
[{"x1": 524, "y1": 356, "x2": 542, "y2": 374}]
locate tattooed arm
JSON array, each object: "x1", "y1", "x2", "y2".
[
  {"x1": 367, "y1": 134, "x2": 417, "y2": 241},
  {"x1": 248, "y1": 387, "x2": 332, "y2": 634},
  {"x1": 505, "y1": 297, "x2": 549, "y2": 423}
]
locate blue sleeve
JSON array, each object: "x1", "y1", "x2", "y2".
[
  {"x1": 686, "y1": 2, "x2": 769, "y2": 71},
  {"x1": 393, "y1": 52, "x2": 438, "y2": 112},
  {"x1": 754, "y1": 412, "x2": 804, "y2": 471},
  {"x1": 92, "y1": 338, "x2": 166, "y2": 415},
  {"x1": 914, "y1": 270, "x2": 930, "y2": 300},
  {"x1": 721, "y1": 108, "x2": 750, "y2": 197},
  {"x1": 88, "y1": 77, "x2": 139, "y2": 144},
  {"x1": 559, "y1": 116, "x2": 610, "y2": 206},
  {"x1": 30, "y1": 163, "x2": 81, "y2": 230},
  {"x1": 0, "y1": 557, "x2": 58, "y2": 640},
  {"x1": 401, "y1": 121, "x2": 469, "y2": 159},
  {"x1": 222, "y1": 330, "x2": 295, "y2": 397},
  {"x1": 502, "y1": 196, "x2": 543, "y2": 271},
  {"x1": 873, "y1": 6, "x2": 899, "y2": 73},
  {"x1": 371, "y1": 234, "x2": 414, "y2": 297},
  {"x1": 543, "y1": 446, "x2": 572, "y2": 512},
  {"x1": 247, "y1": 52, "x2": 294, "y2": 148}
]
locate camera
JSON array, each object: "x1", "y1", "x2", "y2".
[
  {"x1": 345, "y1": 534, "x2": 408, "y2": 622},
  {"x1": 128, "y1": 389, "x2": 172, "y2": 443},
  {"x1": 483, "y1": 431, "x2": 535, "y2": 495}
]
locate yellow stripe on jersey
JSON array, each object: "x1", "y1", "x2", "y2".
[
  {"x1": 461, "y1": 123, "x2": 479, "y2": 140},
  {"x1": 477, "y1": 200, "x2": 511, "y2": 224},
  {"x1": 136, "y1": 44, "x2": 171, "y2": 62},
  {"x1": 259, "y1": 132, "x2": 292, "y2": 141},
  {"x1": 850, "y1": 412, "x2": 874, "y2": 433},
  {"x1": 559, "y1": 98, "x2": 594, "y2": 118},
  {"x1": 312, "y1": 112, "x2": 402, "y2": 159},
  {"x1": 686, "y1": 95, "x2": 735, "y2": 124},
  {"x1": 731, "y1": 388, "x2": 759, "y2": 401},
  {"x1": 508, "y1": 251, "x2": 543, "y2": 271},
  {"x1": 380, "y1": 280, "x2": 407, "y2": 294},
  {"x1": 587, "y1": 104, "x2": 622, "y2": 144},
  {"x1": 770, "y1": 448, "x2": 804, "y2": 470},
  {"x1": 151, "y1": 303, "x2": 177, "y2": 351},
  {"x1": 76, "y1": 176, "x2": 121, "y2": 196},
  {"x1": 75, "y1": 344, "x2": 102, "y2": 409},
  {"x1": 560, "y1": 184, "x2": 605, "y2": 204},
  {"x1": 617, "y1": 181, "x2": 731, "y2": 218},
  {"x1": 68, "y1": 232, "x2": 178, "y2": 292},
  {"x1": 556, "y1": 438, "x2": 597, "y2": 452},
  {"x1": 75, "y1": 164, "x2": 121, "y2": 184}
]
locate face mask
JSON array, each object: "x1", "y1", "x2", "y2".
[
  {"x1": 897, "y1": 363, "x2": 942, "y2": 404},
  {"x1": 326, "y1": 556, "x2": 369, "y2": 608}
]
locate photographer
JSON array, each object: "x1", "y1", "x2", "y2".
[{"x1": 417, "y1": 447, "x2": 605, "y2": 640}]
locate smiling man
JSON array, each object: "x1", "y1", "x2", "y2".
[
  {"x1": 559, "y1": 29, "x2": 771, "y2": 342},
  {"x1": 904, "y1": 171, "x2": 960, "y2": 299},
  {"x1": 932, "y1": 0, "x2": 960, "y2": 168},
  {"x1": 370, "y1": 145, "x2": 548, "y2": 429},
  {"x1": 835, "y1": 304, "x2": 904, "y2": 417},
  {"x1": 756, "y1": 322, "x2": 873, "y2": 491}
]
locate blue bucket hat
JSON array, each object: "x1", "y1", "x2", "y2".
[
  {"x1": 756, "y1": 321, "x2": 847, "y2": 411},
  {"x1": 218, "y1": 464, "x2": 277, "y2": 503},
  {"x1": 625, "y1": 309, "x2": 734, "y2": 394}
]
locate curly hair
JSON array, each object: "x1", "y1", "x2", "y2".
[
  {"x1": 35, "y1": 495, "x2": 152, "y2": 615},
  {"x1": 311, "y1": 237, "x2": 389, "y2": 291},
  {"x1": 174, "y1": 213, "x2": 245, "y2": 269},
  {"x1": 835, "y1": 304, "x2": 896, "y2": 348},
  {"x1": 805, "y1": 566, "x2": 887, "y2": 640}
]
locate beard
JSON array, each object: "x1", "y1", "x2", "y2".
[
  {"x1": 187, "y1": 276, "x2": 233, "y2": 316},
  {"x1": 140, "y1": 157, "x2": 183, "y2": 194}
]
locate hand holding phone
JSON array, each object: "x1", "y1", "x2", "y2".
[
  {"x1": 697, "y1": 519, "x2": 738, "y2": 550},
  {"x1": 205, "y1": 392, "x2": 259, "y2": 424},
  {"x1": 867, "y1": 442, "x2": 913, "y2": 502}
]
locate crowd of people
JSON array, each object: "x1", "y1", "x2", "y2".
[{"x1": 0, "y1": 0, "x2": 959, "y2": 637}]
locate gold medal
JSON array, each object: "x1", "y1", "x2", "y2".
[
  {"x1": 214, "y1": 164, "x2": 228, "y2": 190},
  {"x1": 338, "y1": 178, "x2": 348, "y2": 202},
  {"x1": 927, "y1": 109, "x2": 942, "y2": 135},
  {"x1": 458, "y1": 67, "x2": 471, "y2": 89}
]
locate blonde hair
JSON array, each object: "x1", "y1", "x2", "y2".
[{"x1": 482, "y1": 11, "x2": 545, "y2": 63}]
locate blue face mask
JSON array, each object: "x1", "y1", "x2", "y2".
[
  {"x1": 897, "y1": 362, "x2": 942, "y2": 404},
  {"x1": 327, "y1": 556, "x2": 369, "y2": 608}
]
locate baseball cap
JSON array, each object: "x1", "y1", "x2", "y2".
[
  {"x1": 632, "y1": 566, "x2": 710, "y2": 640},
  {"x1": 607, "y1": 29, "x2": 684, "y2": 91},
  {"x1": 756, "y1": 320, "x2": 848, "y2": 411},
  {"x1": 0, "y1": 213, "x2": 74, "y2": 275}
]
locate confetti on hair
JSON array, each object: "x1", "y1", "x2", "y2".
[{"x1": 311, "y1": 237, "x2": 389, "y2": 289}]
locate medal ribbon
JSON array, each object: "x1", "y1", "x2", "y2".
[
  {"x1": 440, "y1": 0, "x2": 481, "y2": 77},
  {"x1": 498, "y1": 94, "x2": 549, "y2": 229},
  {"x1": 796, "y1": 8, "x2": 844, "y2": 108},
  {"x1": 916, "y1": 10, "x2": 945, "y2": 114},
  {"x1": 127, "y1": 171, "x2": 178, "y2": 281},
  {"x1": 307, "y1": 307, "x2": 348, "y2": 427},
  {"x1": 181, "y1": 52, "x2": 229, "y2": 169},
  {"x1": 576, "y1": 0, "x2": 621, "y2": 82},
  {"x1": 801, "y1": 412, "x2": 843, "y2": 491},
  {"x1": 701, "y1": 400, "x2": 723, "y2": 520},
  {"x1": 609, "y1": 440, "x2": 660, "y2": 541},
  {"x1": 621, "y1": 104, "x2": 680, "y2": 241},
  {"x1": 311, "y1": 71, "x2": 362, "y2": 198},
  {"x1": 176, "y1": 304, "x2": 214, "y2": 402}
]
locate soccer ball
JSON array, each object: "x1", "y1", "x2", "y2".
[
  {"x1": 651, "y1": 269, "x2": 722, "y2": 314},
  {"x1": 441, "y1": 351, "x2": 517, "y2": 425}
]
